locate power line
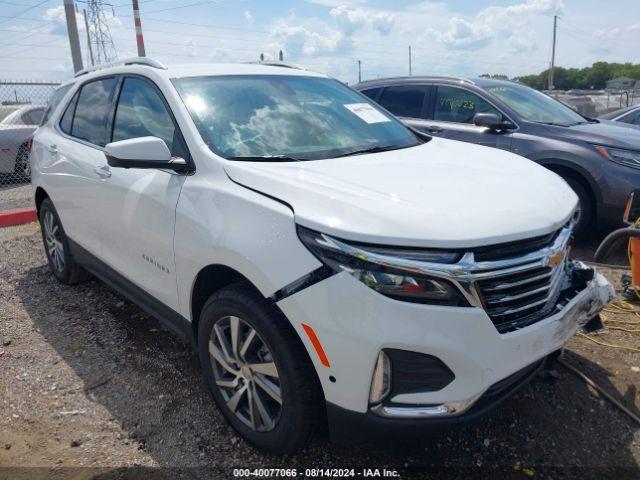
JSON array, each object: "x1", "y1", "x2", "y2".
[{"x1": 0, "y1": 0, "x2": 51, "y2": 26}]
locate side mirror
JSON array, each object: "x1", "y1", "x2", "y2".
[
  {"x1": 105, "y1": 136, "x2": 187, "y2": 171},
  {"x1": 473, "y1": 113, "x2": 515, "y2": 131}
]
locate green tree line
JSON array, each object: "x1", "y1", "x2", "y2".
[{"x1": 481, "y1": 62, "x2": 640, "y2": 90}]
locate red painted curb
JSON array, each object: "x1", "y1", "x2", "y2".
[{"x1": 0, "y1": 208, "x2": 37, "y2": 228}]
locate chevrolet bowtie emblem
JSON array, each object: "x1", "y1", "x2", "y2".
[{"x1": 547, "y1": 250, "x2": 565, "y2": 267}]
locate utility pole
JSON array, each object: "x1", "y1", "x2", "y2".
[
  {"x1": 409, "y1": 46, "x2": 412, "y2": 76},
  {"x1": 83, "y1": 9, "x2": 94, "y2": 66},
  {"x1": 549, "y1": 14, "x2": 558, "y2": 90},
  {"x1": 358, "y1": 60, "x2": 361, "y2": 83},
  {"x1": 63, "y1": 0, "x2": 84, "y2": 73},
  {"x1": 132, "y1": 0, "x2": 145, "y2": 57}
]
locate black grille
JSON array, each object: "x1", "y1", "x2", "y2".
[
  {"x1": 473, "y1": 229, "x2": 560, "y2": 262},
  {"x1": 478, "y1": 263, "x2": 566, "y2": 333}
]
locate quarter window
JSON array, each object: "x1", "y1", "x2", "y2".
[
  {"x1": 434, "y1": 86, "x2": 501, "y2": 124},
  {"x1": 71, "y1": 78, "x2": 117, "y2": 146},
  {"x1": 112, "y1": 77, "x2": 184, "y2": 157},
  {"x1": 377, "y1": 85, "x2": 429, "y2": 118},
  {"x1": 59, "y1": 91, "x2": 79, "y2": 135}
]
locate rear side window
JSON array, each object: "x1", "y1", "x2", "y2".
[
  {"x1": 71, "y1": 78, "x2": 117, "y2": 146},
  {"x1": 59, "y1": 91, "x2": 79, "y2": 135},
  {"x1": 22, "y1": 108, "x2": 44, "y2": 125},
  {"x1": 360, "y1": 87, "x2": 382, "y2": 101},
  {"x1": 41, "y1": 85, "x2": 72, "y2": 125},
  {"x1": 112, "y1": 77, "x2": 186, "y2": 157},
  {"x1": 434, "y1": 86, "x2": 500, "y2": 124},
  {"x1": 377, "y1": 85, "x2": 429, "y2": 118}
]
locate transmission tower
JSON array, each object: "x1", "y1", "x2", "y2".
[{"x1": 83, "y1": 0, "x2": 117, "y2": 64}]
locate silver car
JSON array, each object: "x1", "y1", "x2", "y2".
[
  {"x1": 599, "y1": 105, "x2": 640, "y2": 128},
  {"x1": 0, "y1": 104, "x2": 45, "y2": 180}
]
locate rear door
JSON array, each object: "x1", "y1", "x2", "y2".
[
  {"x1": 43, "y1": 77, "x2": 117, "y2": 256},
  {"x1": 426, "y1": 84, "x2": 513, "y2": 150},
  {"x1": 95, "y1": 75, "x2": 189, "y2": 310}
]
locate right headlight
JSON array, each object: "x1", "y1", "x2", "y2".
[
  {"x1": 297, "y1": 226, "x2": 469, "y2": 306},
  {"x1": 595, "y1": 145, "x2": 640, "y2": 170}
]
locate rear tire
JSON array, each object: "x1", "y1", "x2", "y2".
[
  {"x1": 198, "y1": 285, "x2": 322, "y2": 453},
  {"x1": 38, "y1": 197, "x2": 91, "y2": 285},
  {"x1": 561, "y1": 176, "x2": 593, "y2": 240}
]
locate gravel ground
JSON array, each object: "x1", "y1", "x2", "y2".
[
  {"x1": 1, "y1": 223, "x2": 639, "y2": 480},
  {"x1": 0, "y1": 183, "x2": 32, "y2": 211}
]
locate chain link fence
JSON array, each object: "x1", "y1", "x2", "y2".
[
  {"x1": 547, "y1": 89, "x2": 640, "y2": 117},
  {"x1": 0, "y1": 80, "x2": 60, "y2": 211}
]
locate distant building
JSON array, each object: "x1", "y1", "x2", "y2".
[{"x1": 606, "y1": 77, "x2": 638, "y2": 90}]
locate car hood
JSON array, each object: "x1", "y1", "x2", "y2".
[
  {"x1": 542, "y1": 120, "x2": 640, "y2": 149},
  {"x1": 223, "y1": 138, "x2": 577, "y2": 248}
]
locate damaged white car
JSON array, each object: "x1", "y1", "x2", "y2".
[{"x1": 30, "y1": 59, "x2": 614, "y2": 452}]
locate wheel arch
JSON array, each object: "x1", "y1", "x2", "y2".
[
  {"x1": 538, "y1": 159, "x2": 600, "y2": 216},
  {"x1": 34, "y1": 186, "x2": 49, "y2": 218}
]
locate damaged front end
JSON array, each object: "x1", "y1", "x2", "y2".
[{"x1": 551, "y1": 260, "x2": 615, "y2": 338}]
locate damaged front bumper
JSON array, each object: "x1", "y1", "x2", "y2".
[{"x1": 369, "y1": 260, "x2": 615, "y2": 421}]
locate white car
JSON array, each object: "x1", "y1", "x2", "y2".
[
  {"x1": 30, "y1": 58, "x2": 614, "y2": 453},
  {"x1": 0, "y1": 104, "x2": 45, "y2": 179}
]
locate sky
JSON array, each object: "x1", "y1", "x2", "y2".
[{"x1": 0, "y1": 0, "x2": 638, "y2": 84}]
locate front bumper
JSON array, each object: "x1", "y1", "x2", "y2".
[{"x1": 277, "y1": 262, "x2": 614, "y2": 423}]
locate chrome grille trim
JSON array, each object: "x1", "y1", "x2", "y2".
[{"x1": 318, "y1": 220, "x2": 574, "y2": 332}]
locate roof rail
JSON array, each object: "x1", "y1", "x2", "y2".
[
  {"x1": 248, "y1": 60, "x2": 306, "y2": 70},
  {"x1": 74, "y1": 57, "x2": 167, "y2": 77}
]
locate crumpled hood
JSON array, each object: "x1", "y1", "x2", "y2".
[{"x1": 224, "y1": 137, "x2": 578, "y2": 248}]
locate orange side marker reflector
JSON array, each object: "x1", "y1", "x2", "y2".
[{"x1": 301, "y1": 323, "x2": 330, "y2": 367}]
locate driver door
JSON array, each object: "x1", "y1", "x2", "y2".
[
  {"x1": 427, "y1": 85, "x2": 513, "y2": 151},
  {"x1": 97, "y1": 76, "x2": 190, "y2": 311}
]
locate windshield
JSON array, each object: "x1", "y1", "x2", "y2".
[
  {"x1": 173, "y1": 75, "x2": 420, "y2": 160},
  {"x1": 485, "y1": 83, "x2": 586, "y2": 126}
]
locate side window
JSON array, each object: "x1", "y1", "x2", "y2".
[
  {"x1": 71, "y1": 78, "x2": 117, "y2": 146},
  {"x1": 620, "y1": 110, "x2": 640, "y2": 125},
  {"x1": 377, "y1": 85, "x2": 429, "y2": 118},
  {"x1": 42, "y1": 85, "x2": 72, "y2": 125},
  {"x1": 59, "y1": 91, "x2": 79, "y2": 135},
  {"x1": 360, "y1": 87, "x2": 382, "y2": 101},
  {"x1": 22, "y1": 108, "x2": 45, "y2": 125},
  {"x1": 434, "y1": 86, "x2": 501, "y2": 124},
  {"x1": 112, "y1": 77, "x2": 185, "y2": 157}
]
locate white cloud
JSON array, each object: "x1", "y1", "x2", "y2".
[
  {"x1": 329, "y1": 5, "x2": 395, "y2": 36},
  {"x1": 305, "y1": 0, "x2": 364, "y2": 6},
  {"x1": 508, "y1": 34, "x2": 537, "y2": 53},
  {"x1": 244, "y1": 10, "x2": 253, "y2": 25},
  {"x1": 436, "y1": 17, "x2": 493, "y2": 49}
]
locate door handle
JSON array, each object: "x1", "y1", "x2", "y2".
[
  {"x1": 424, "y1": 126, "x2": 444, "y2": 133},
  {"x1": 94, "y1": 165, "x2": 111, "y2": 178},
  {"x1": 46, "y1": 144, "x2": 57, "y2": 154}
]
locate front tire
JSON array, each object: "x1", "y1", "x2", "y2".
[
  {"x1": 561, "y1": 176, "x2": 593, "y2": 240},
  {"x1": 39, "y1": 197, "x2": 91, "y2": 285},
  {"x1": 198, "y1": 285, "x2": 322, "y2": 453}
]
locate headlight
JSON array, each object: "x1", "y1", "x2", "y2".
[
  {"x1": 595, "y1": 145, "x2": 640, "y2": 170},
  {"x1": 297, "y1": 226, "x2": 469, "y2": 306}
]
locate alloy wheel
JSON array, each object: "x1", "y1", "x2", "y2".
[
  {"x1": 209, "y1": 315, "x2": 282, "y2": 432},
  {"x1": 43, "y1": 210, "x2": 65, "y2": 273}
]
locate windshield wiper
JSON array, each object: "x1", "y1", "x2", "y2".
[
  {"x1": 227, "y1": 154, "x2": 304, "y2": 162},
  {"x1": 333, "y1": 144, "x2": 406, "y2": 158}
]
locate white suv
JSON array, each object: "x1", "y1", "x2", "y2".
[{"x1": 31, "y1": 58, "x2": 614, "y2": 453}]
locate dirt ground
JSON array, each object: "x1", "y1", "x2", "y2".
[{"x1": 1, "y1": 222, "x2": 639, "y2": 480}]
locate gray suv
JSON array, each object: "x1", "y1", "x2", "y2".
[{"x1": 355, "y1": 76, "x2": 640, "y2": 236}]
